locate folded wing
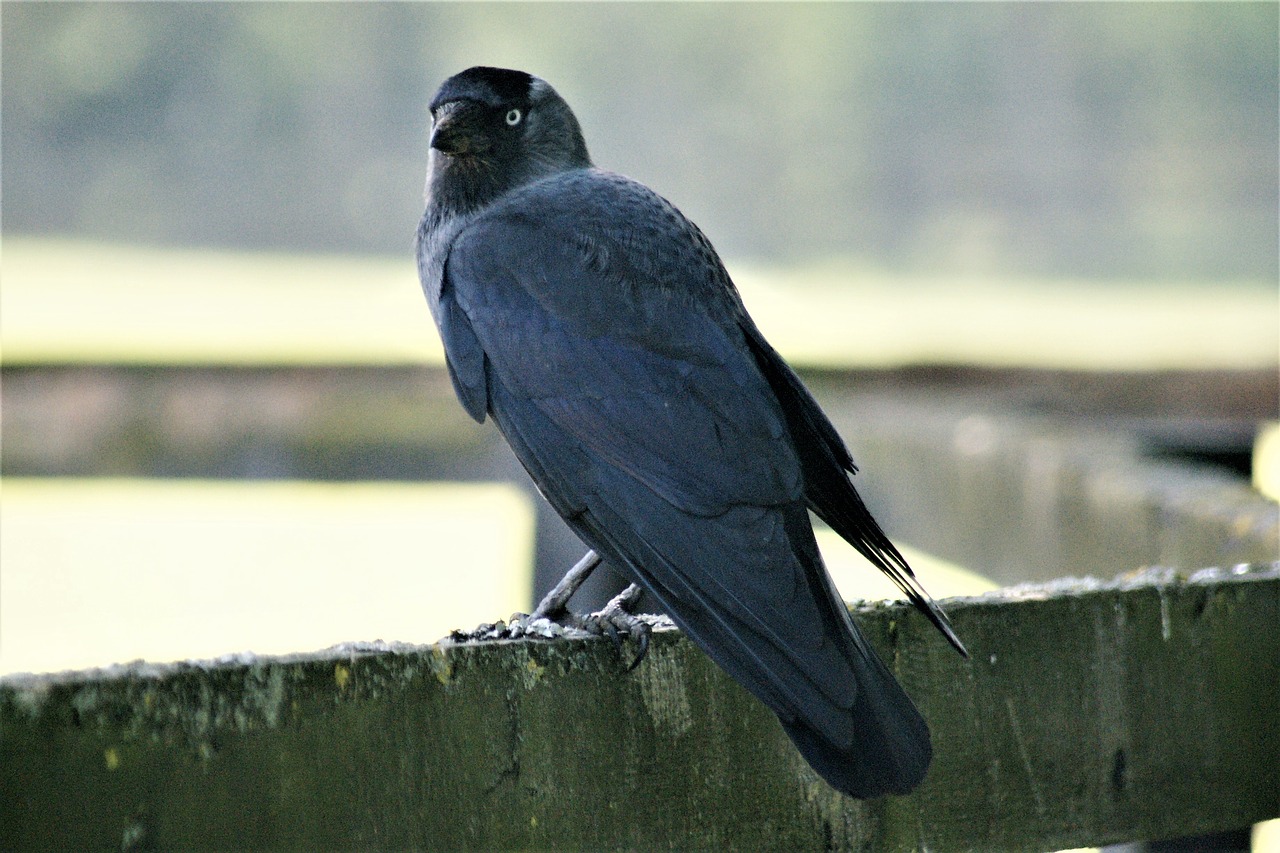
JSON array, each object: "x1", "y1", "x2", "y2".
[{"x1": 431, "y1": 169, "x2": 934, "y2": 796}]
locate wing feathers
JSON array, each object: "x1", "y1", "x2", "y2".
[
  {"x1": 434, "y1": 168, "x2": 943, "y2": 797},
  {"x1": 743, "y1": 325, "x2": 969, "y2": 659},
  {"x1": 436, "y1": 285, "x2": 489, "y2": 423}
]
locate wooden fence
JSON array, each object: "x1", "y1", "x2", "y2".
[
  {"x1": 3, "y1": 366, "x2": 1277, "y2": 850},
  {"x1": 2, "y1": 564, "x2": 1276, "y2": 851}
]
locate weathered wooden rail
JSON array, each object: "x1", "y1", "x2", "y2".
[
  {"x1": 3, "y1": 364, "x2": 1276, "y2": 849},
  {"x1": 2, "y1": 564, "x2": 1276, "y2": 851}
]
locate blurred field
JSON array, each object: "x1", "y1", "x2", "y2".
[
  {"x1": 4, "y1": 236, "x2": 1276, "y2": 370},
  {"x1": 1, "y1": 236, "x2": 1272, "y2": 675},
  {"x1": 0, "y1": 478, "x2": 534, "y2": 675},
  {"x1": 0, "y1": 476, "x2": 990, "y2": 676},
  {"x1": 1, "y1": 238, "x2": 439, "y2": 365}
]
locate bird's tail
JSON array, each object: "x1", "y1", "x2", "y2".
[
  {"x1": 741, "y1": 323, "x2": 968, "y2": 659},
  {"x1": 778, "y1": 630, "x2": 931, "y2": 797},
  {"x1": 774, "y1": 529, "x2": 933, "y2": 798}
]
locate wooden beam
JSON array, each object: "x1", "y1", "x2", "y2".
[{"x1": 2, "y1": 564, "x2": 1275, "y2": 850}]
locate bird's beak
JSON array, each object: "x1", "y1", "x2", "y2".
[{"x1": 430, "y1": 100, "x2": 489, "y2": 156}]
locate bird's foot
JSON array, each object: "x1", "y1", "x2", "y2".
[
  {"x1": 569, "y1": 583, "x2": 655, "y2": 671},
  {"x1": 449, "y1": 586, "x2": 673, "y2": 669},
  {"x1": 445, "y1": 551, "x2": 674, "y2": 669}
]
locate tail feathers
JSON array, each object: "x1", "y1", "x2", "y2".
[
  {"x1": 741, "y1": 323, "x2": 969, "y2": 659},
  {"x1": 833, "y1": 494, "x2": 970, "y2": 659},
  {"x1": 780, "y1": 644, "x2": 932, "y2": 798}
]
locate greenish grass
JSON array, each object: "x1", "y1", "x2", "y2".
[
  {"x1": 2, "y1": 237, "x2": 439, "y2": 366},
  {"x1": 5, "y1": 236, "x2": 1276, "y2": 369}
]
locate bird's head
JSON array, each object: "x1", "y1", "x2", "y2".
[{"x1": 424, "y1": 67, "x2": 592, "y2": 216}]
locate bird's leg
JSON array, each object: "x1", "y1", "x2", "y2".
[
  {"x1": 446, "y1": 553, "x2": 601, "y2": 642},
  {"x1": 448, "y1": 549, "x2": 667, "y2": 669},
  {"x1": 530, "y1": 550, "x2": 603, "y2": 619},
  {"x1": 532, "y1": 550, "x2": 651, "y2": 668}
]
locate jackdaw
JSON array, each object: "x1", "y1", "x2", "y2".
[{"x1": 416, "y1": 66, "x2": 966, "y2": 799}]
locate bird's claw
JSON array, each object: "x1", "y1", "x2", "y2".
[
  {"x1": 445, "y1": 583, "x2": 673, "y2": 671},
  {"x1": 445, "y1": 552, "x2": 674, "y2": 668},
  {"x1": 447, "y1": 613, "x2": 571, "y2": 642},
  {"x1": 575, "y1": 585, "x2": 652, "y2": 670}
]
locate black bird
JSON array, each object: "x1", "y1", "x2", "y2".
[{"x1": 416, "y1": 66, "x2": 966, "y2": 799}]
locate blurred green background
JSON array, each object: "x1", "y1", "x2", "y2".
[
  {"x1": 2, "y1": 2, "x2": 1277, "y2": 677},
  {"x1": 5, "y1": 1, "x2": 1277, "y2": 280}
]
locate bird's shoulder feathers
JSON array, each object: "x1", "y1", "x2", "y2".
[{"x1": 437, "y1": 167, "x2": 801, "y2": 516}]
